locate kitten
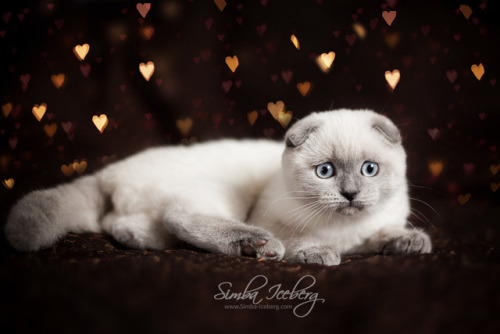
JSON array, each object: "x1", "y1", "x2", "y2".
[
  {"x1": 249, "y1": 110, "x2": 431, "y2": 265},
  {"x1": 4, "y1": 109, "x2": 431, "y2": 265}
]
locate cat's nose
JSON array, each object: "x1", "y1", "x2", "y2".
[{"x1": 340, "y1": 191, "x2": 358, "y2": 201}]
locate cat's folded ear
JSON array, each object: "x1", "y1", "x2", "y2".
[
  {"x1": 285, "y1": 114, "x2": 321, "y2": 148},
  {"x1": 371, "y1": 114, "x2": 402, "y2": 145}
]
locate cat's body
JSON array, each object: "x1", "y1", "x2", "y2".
[
  {"x1": 6, "y1": 140, "x2": 286, "y2": 258},
  {"x1": 5, "y1": 109, "x2": 431, "y2": 265}
]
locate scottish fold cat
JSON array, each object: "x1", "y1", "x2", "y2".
[
  {"x1": 5, "y1": 109, "x2": 431, "y2": 265},
  {"x1": 249, "y1": 110, "x2": 431, "y2": 264}
]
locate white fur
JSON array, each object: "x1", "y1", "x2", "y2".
[
  {"x1": 6, "y1": 140, "x2": 283, "y2": 251},
  {"x1": 98, "y1": 140, "x2": 282, "y2": 221},
  {"x1": 5, "y1": 109, "x2": 431, "y2": 265},
  {"x1": 249, "y1": 171, "x2": 410, "y2": 254},
  {"x1": 249, "y1": 109, "x2": 430, "y2": 264}
]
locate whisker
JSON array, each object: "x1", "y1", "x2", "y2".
[
  {"x1": 407, "y1": 181, "x2": 445, "y2": 196},
  {"x1": 408, "y1": 197, "x2": 442, "y2": 221},
  {"x1": 278, "y1": 201, "x2": 323, "y2": 236},
  {"x1": 294, "y1": 204, "x2": 327, "y2": 238},
  {"x1": 282, "y1": 200, "x2": 321, "y2": 219},
  {"x1": 294, "y1": 205, "x2": 321, "y2": 233},
  {"x1": 259, "y1": 191, "x2": 317, "y2": 218},
  {"x1": 298, "y1": 206, "x2": 329, "y2": 236},
  {"x1": 375, "y1": 196, "x2": 438, "y2": 232},
  {"x1": 409, "y1": 207, "x2": 438, "y2": 231},
  {"x1": 291, "y1": 203, "x2": 326, "y2": 237},
  {"x1": 287, "y1": 202, "x2": 323, "y2": 227}
]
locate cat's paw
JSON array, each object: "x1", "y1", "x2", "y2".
[
  {"x1": 290, "y1": 246, "x2": 341, "y2": 266},
  {"x1": 382, "y1": 229, "x2": 432, "y2": 255},
  {"x1": 237, "y1": 229, "x2": 285, "y2": 261}
]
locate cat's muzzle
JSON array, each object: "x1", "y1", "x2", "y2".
[{"x1": 337, "y1": 201, "x2": 364, "y2": 216}]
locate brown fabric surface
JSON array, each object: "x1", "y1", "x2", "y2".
[{"x1": 1, "y1": 205, "x2": 499, "y2": 334}]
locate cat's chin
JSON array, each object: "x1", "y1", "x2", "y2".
[{"x1": 336, "y1": 203, "x2": 364, "y2": 216}]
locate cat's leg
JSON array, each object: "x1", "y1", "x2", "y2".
[
  {"x1": 162, "y1": 209, "x2": 285, "y2": 261},
  {"x1": 102, "y1": 212, "x2": 173, "y2": 250},
  {"x1": 355, "y1": 226, "x2": 432, "y2": 255},
  {"x1": 285, "y1": 240, "x2": 341, "y2": 266}
]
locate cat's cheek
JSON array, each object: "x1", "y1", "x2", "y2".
[
  {"x1": 298, "y1": 172, "x2": 324, "y2": 193},
  {"x1": 370, "y1": 172, "x2": 393, "y2": 196}
]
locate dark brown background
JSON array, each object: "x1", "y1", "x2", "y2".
[{"x1": 1, "y1": 0, "x2": 499, "y2": 333}]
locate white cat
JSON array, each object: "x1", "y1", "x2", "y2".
[
  {"x1": 5, "y1": 109, "x2": 431, "y2": 265},
  {"x1": 248, "y1": 110, "x2": 431, "y2": 265}
]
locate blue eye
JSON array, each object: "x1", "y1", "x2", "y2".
[
  {"x1": 361, "y1": 161, "x2": 379, "y2": 177},
  {"x1": 316, "y1": 163, "x2": 335, "y2": 179}
]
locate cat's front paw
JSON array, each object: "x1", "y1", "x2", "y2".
[
  {"x1": 382, "y1": 229, "x2": 432, "y2": 255},
  {"x1": 290, "y1": 246, "x2": 341, "y2": 266},
  {"x1": 238, "y1": 231, "x2": 285, "y2": 261}
]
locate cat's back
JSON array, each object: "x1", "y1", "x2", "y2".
[
  {"x1": 96, "y1": 139, "x2": 283, "y2": 218},
  {"x1": 98, "y1": 139, "x2": 284, "y2": 190}
]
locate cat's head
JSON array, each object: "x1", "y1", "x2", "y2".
[{"x1": 282, "y1": 109, "x2": 407, "y2": 217}]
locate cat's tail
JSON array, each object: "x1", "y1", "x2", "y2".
[{"x1": 4, "y1": 175, "x2": 108, "y2": 251}]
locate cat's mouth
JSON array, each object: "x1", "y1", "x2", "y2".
[{"x1": 337, "y1": 201, "x2": 365, "y2": 216}]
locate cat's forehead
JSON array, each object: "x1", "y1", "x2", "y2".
[
  {"x1": 302, "y1": 112, "x2": 387, "y2": 161},
  {"x1": 325, "y1": 116, "x2": 377, "y2": 148}
]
